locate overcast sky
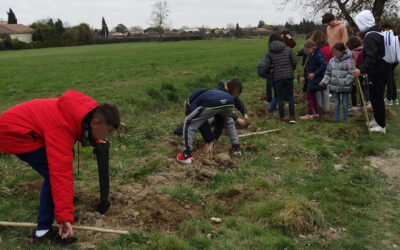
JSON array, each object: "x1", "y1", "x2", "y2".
[{"x1": 0, "y1": 0, "x2": 309, "y2": 30}]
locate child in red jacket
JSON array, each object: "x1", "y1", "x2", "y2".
[{"x1": 0, "y1": 90, "x2": 120, "y2": 246}]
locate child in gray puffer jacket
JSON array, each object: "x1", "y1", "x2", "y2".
[{"x1": 320, "y1": 42, "x2": 354, "y2": 122}]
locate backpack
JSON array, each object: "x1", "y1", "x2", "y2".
[{"x1": 366, "y1": 30, "x2": 400, "y2": 63}]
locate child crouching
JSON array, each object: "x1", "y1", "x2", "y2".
[
  {"x1": 176, "y1": 81, "x2": 243, "y2": 164},
  {"x1": 320, "y1": 42, "x2": 354, "y2": 122}
]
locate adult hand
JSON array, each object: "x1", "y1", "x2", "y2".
[
  {"x1": 353, "y1": 68, "x2": 361, "y2": 77},
  {"x1": 59, "y1": 221, "x2": 73, "y2": 238},
  {"x1": 237, "y1": 118, "x2": 246, "y2": 126},
  {"x1": 301, "y1": 77, "x2": 305, "y2": 84},
  {"x1": 319, "y1": 82, "x2": 325, "y2": 86},
  {"x1": 308, "y1": 73, "x2": 315, "y2": 80},
  {"x1": 204, "y1": 141, "x2": 215, "y2": 154},
  {"x1": 243, "y1": 114, "x2": 249, "y2": 122}
]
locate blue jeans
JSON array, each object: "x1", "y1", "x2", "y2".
[
  {"x1": 266, "y1": 75, "x2": 273, "y2": 103},
  {"x1": 257, "y1": 66, "x2": 273, "y2": 103},
  {"x1": 333, "y1": 92, "x2": 349, "y2": 121},
  {"x1": 17, "y1": 147, "x2": 54, "y2": 230},
  {"x1": 268, "y1": 76, "x2": 278, "y2": 112},
  {"x1": 275, "y1": 79, "x2": 295, "y2": 118}
]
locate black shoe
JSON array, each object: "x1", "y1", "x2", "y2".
[
  {"x1": 28, "y1": 229, "x2": 78, "y2": 247},
  {"x1": 28, "y1": 229, "x2": 57, "y2": 246},
  {"x1": 53, "y1": 234, "x2": 78, "y2": 246}
]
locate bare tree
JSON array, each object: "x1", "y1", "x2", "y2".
[
  {"x1": 280, "y1": 0, "x2": 399, "y2": 32},
  {"x1": 149, "y1": 0, "x2": 171, "y2": 39}
]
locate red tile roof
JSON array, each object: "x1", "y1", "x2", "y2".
[{"x1": 0, "y1": 24, "x2": 34, "y2": 34}]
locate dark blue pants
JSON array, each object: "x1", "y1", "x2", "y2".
[
  {"x1": 275, "y1": 79, "x2": 295, "y2": 118},
  {"x1": 17, "y1": 147, "x2": 54, "y2": 230}
]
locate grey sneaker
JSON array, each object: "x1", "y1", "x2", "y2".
[
  {"x1": 385, "y1": 98, "x2": 393, "y2": 105},
  {"x1": 369, "y1": 119, "x2": 378, "y2": 128}
]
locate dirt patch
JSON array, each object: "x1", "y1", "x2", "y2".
[
  {"x1": 71, "y1": 154, "x2": 206, "y2": 247},
  {"x1": 12, "y1": 180, "x2": 42, "y2": 193},
  {"x1": 74, "y1": 187, "x2": 203, "y2": 247},
  {"x1": 369, "y1": 149, "x2": 400, "y2": 188}
]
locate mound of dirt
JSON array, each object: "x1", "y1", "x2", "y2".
[
  {"x1": 369, "y1": 149, "x2": 400, "y2": 188},
  {"x1": 74, "y1": 187, "x2": 203, "y2": 246}
]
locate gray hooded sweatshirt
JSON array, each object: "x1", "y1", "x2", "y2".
[{"x1": 321, "y1": 49, "x2": 354, "y2": 93}]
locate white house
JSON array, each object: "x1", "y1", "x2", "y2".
[{"x1": 0, "y1": 24, "x2": 34, "y2": 43}]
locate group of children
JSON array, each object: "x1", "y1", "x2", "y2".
[
  {"x1": 257, "y1": 11, "x2": 397, "y2": 131},
  {"x1": 178, "y1": 10, "x2": 397, "y2": 163}
]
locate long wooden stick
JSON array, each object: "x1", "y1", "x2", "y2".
[
  {"x1": 352, "y1": 59, "x2": 371, "y2": 134},
  {"x1": 0, "y1": 221, "x2": 129, "y2": 235},
  {"x1": 238, "y1": 129, "x2": 281, "y2": 138}
]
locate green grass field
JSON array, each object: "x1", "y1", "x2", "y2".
[{"x1": 0, "y1": 39, "x2": 400, "y2": 249}]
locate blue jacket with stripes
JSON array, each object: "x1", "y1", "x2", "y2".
[
  {"x1": 188, "y1": 88, "x2": 234, "y2": 143},
  {"x1": 189, "y1": 88, "x2": 234, "y2": 112}
]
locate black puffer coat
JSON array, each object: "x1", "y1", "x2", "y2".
[{"x1": 263, "y1": 41, "x2": 297, "y2": 82}]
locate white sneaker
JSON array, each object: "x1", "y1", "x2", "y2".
[
  {"x1": 369, "y1": 119, "x2": 378, "y2": 128},
  {"x1": 350, "y1": 106, "x2": 359, "y2": 111},
  {"x1": 370, "y1": 125, "x2": 386, "y2": 133},
  {"x1": 385, "y1": 98, "x2": 393, "y2": 105},
  {"x1": 394, "y1": 99, "x2": 399, "y2": 105}
]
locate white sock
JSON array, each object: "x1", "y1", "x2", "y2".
[{"x1": 35, "y1": 229, "x2": 49, "y2": 237}]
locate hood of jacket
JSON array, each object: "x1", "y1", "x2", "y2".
[
  {"x1": 353, "y1": 46, "x2": 363, "y2": 53},
  {"x1": 58, "y1": 90, "x2": 98, "y2": 139},
  {"x1": 356, "y1": 10, "x2": 376, "y2": 32},
  {"x1": 330, "y1": 20, "x2": 344, "y2": 28},
  {"x1": 268, "y1": 40, "x2": 286, "y2": 53},
  {"x1": 335, "y1": 49, "x2": 352, "y2": 62}
]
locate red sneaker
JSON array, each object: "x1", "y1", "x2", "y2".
[
  {"x1": 176, "y1": 152, "x2": 193, "y2": 164},
  {"x1": 280, "y1": 117, "x2": 287, "y2": 123},
  {"x1": 233, "y1": 149, "x2": 242, "y2": 156},
  {"x1": 289, "y1": 116, "x2": 297, "y2": 124}
]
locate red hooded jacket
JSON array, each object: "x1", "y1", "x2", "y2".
[
  {"x1": 0, "y1": 90, "x2": 98, "y2": 223},
  {"x1": 319, "y1": 45, "x2": 334, "y2": 65}
]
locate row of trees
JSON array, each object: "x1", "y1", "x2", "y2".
[{"x1": 2, "y1": 0, "x2": 399, "y2": 50}]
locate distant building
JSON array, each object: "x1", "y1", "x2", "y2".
[
  {"x1": 109, "y1": 32, "x2": 125, "y2": 37},
  {"x1": 0, "y1": 24, "x2": 34, "y2": 43},
  {"x1": 178, "y1": 27, "x2": 200, "y2": 34}
]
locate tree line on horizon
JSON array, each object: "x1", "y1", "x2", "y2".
[{"x1": 1, "y1": 0, "x2": 400, "y2": 50}]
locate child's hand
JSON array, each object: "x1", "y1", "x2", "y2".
[
  {"x1": 203, "y1": 141, "x2": 215, "y2": 154},
  {"x1": 237, "y1": 118, "x2": 246, "y2": 126},
  {"x1": 353, "y1": 68, "x2": 361, "y2": 77},
  {"x1": 319, "y1": 82, "x2": 325, "y2": 86},
  {"x1": 59, "y1": 221, "x2": 73, "y2": 238},
  {"x1": 301, "y1": 77, "x2": 305, "y2": 84},
  {"x1": 308, "y1": 73, "x2": 315, "y2": 80},
  {"x1": 243, "y1": 114, "x2": 249, "y2": 121}
]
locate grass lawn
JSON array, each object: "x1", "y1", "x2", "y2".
[{"x1": 0, "y1": 38, "x2": 399, "y2": 249}]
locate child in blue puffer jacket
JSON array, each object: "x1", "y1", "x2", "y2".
[{"x1": 300, "y1": 40, "x2": 327, "y2": 120}]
